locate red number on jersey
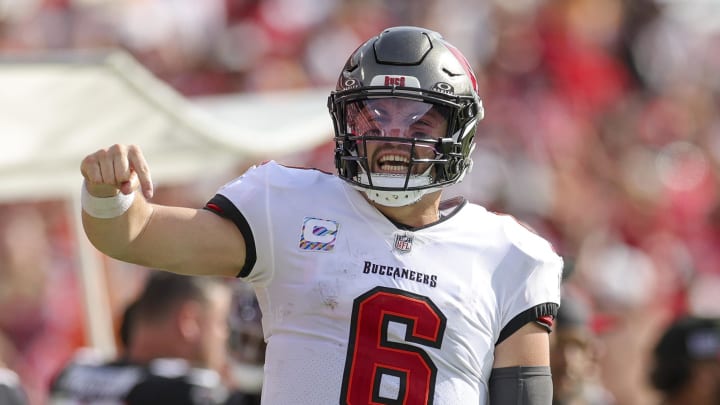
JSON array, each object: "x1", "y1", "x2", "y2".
[{"x1": 340, "y1": 287, "x2": 447, "y2": 405}]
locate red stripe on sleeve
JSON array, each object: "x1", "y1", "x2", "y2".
[
  {"x1": 537, "y1": 315, "x2": 554, "y2": 328},
  {"x1": 205, "y1": 203, "x2": 223, "y2": 214}
]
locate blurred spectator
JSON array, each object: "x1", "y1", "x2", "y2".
[
  {"x1": 226, "y1": 283, "x2": 264, "y2": 401},
  {"x1": 0, "y1": 367, "x2": 27, "y2": 405},
  {"x1": 0, "y1": 334, "x2": 28, "y2": 405},
  {"x1": 48, "y1": 271, "x2": 238, "y2": 404},
  {"x1": 551, "y1": 292, "x2": 615, "y2": 405},
  {"x1": 649, "y1": 316, "x2": 720, "y2": 405},
  {"x1": 0, "y1": 203, "x2": 85, "y2": 405}
]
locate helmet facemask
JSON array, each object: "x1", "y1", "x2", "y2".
[
  {"x1": 328, "y1": 26, "x2": 484, "y2": 207},
  {"x1": 339, "y1": 97, "x2": 456, "y2": 206}
]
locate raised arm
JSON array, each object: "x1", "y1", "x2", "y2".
[{"x1": 80, "y1": 144, "x2": 244, "y2": 277}]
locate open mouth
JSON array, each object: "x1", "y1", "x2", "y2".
[{"x1": 375, "y1": 153, "x2": 410, "y2": 173}]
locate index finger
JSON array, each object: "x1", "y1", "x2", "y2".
[{"x1": 126, "y1": 145, "x2": 154, "y2": 199}]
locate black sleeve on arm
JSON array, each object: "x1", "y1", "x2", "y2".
[
  {"x1": 203, "y1": 194, "x2": 257, "y2": 278},
  {"x1": 489, "y1": 366, "x2": 552, "y2": 405},
  {"x1": 496, "y1": 302, "x2": 559, "y2": 345}
]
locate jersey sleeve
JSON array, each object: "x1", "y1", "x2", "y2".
[
  {"x1": 204, "y1": 193, "x2": 257, "y2": 279},
  {"x1": 493, "y1": 218, "x2": 563, "y2": 345},
  {"x1": 204, "y1": 162, "x2": 275, "y2": 284}
]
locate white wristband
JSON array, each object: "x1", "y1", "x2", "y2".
[{"x1": 81, "y1": 181, "x2": 136, "y2": 219}]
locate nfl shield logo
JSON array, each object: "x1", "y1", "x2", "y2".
[{"x1": 393, "y1": 232, "x2": 413, "y2": 253}]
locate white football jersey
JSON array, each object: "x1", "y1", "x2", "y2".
[{"x1": 208, "y1": 161, "x2": 562, "y2": 405}]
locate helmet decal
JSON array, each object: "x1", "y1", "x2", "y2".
[
  {"x1": 342, "y1": 78, "x2": 360, "y2": 90},
  {"x1": 369, "y1": 75, "x2": 421, "y2": 87},
  {"x1": 431, "y1": 82, "x2": 455, "y2": 95}
]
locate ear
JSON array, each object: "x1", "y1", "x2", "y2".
[{"x1": 177, "y1": 301, "x2": 202, "y2": 341}]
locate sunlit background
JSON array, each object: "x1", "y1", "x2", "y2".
[{"x1": 1, "y1": 0, "x2": 720, "y2": 404}]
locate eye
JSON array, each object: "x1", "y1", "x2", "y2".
[
  {"x1": 416, "y1": 119, "x2": 434, "y2": 128},
  {"x1": 363, "y1": 128, "x2": 383, "y2": 137},
  {"x1": 409, "y1": 120, "x2": 437, "y2": 139}
]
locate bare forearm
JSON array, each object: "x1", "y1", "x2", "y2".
[
  {"x1": 80, "y1": 144, "x2": 157, "y2": 264},
  {"x1": 81, "y1": 194, "x2": 154, "y2": 263},
  {"x1": 83, "y1": 196, "x2": 244, "y2": 276},
  {"x1": 79, "y1": 144, "x2": 246, "y2": 277}
]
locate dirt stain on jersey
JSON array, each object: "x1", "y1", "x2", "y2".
[{"x1": 317, "y1": 281, "x2": 339, "y2": 310}]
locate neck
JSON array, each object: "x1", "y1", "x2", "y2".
[{"x1": 369, "y1": 191, "x2": 442, "y2": 228}]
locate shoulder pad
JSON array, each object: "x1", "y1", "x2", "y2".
[
  {"x1": 499, "y1": 214, "x2": 558, "y2": 262},
  {"x1": 221, "y1": 160, "x2": 331, "y2": 191}
]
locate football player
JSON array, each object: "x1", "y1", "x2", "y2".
[{"x1": 79, "y1": 26, "x2": 563, "y2": 404}]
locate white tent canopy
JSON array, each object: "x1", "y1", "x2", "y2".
[
  {"x1": 0, "y1": 49, "x2": 333, "y2": 202},
  {"x1": 0, "y1": 49, "x2": 333, "y2": 355}
]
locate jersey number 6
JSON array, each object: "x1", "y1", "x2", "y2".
[{"x1": 340, "y1": 286, "x2": 447, "y2": 405}]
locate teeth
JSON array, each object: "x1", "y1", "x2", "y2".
[
  {"x1": 382, "y1": 165, "x2": 406, "y2": 172},
  {"x1": 376, "y1": 153, "x2": 411, "y2": 173},
  {"x1": 378, "y1": 154, "x2": 409, "y2": 164}
]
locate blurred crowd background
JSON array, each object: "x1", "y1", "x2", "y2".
[{"x1": 1, "y1": 0, "x2": 720, "y2": 404}]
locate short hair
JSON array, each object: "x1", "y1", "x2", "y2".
[
  {"x1": 131, "y1": 271, "x2": 228, "y2": 324},
  {"x1": 650, "y1": 316, "x2": 720, "y2": 393}
]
